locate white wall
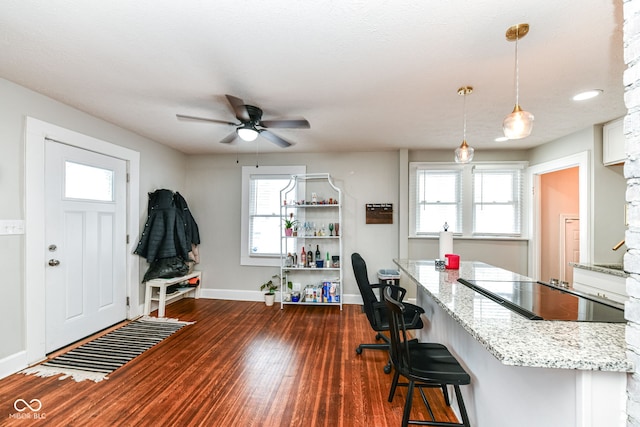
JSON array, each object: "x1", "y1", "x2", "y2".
[
  {"x1": 185, "y1": 151, "x2": 401, "y2": 300},
  {"x1": 622, "y1": 3, "x2": 640, "y2": 425},
  {"x1": 0, "y1": 78, "x2": 187, "y2": 365}
]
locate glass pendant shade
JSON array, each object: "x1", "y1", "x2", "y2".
[
  {"x1": 455, "y1": 140, "x2": 474, "y2": 163},
  {"x1": 503, "y1": 23, "x2": 533, "y2": 140},
  {"x1": 237, "y1": 125, "x2": 259, "y2": 141},
  {"x1": 503, "y1": 104, "x2": 534, "y2": 139},
  {"x1": 453, "y1": 86, "x2": 474, "y2": 163}
]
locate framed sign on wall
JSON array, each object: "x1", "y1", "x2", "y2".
[{"x1": 366, "y1": 203, "x2": 393, "y2": 224}]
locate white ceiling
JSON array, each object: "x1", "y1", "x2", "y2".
[{"x1": 0, "y1": 0, "x2": 626, "y2": 155}]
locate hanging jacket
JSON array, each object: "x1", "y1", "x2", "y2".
[
  {"x1": 174, "y1": 191, "x2": 200, "y2": 247},
  {"x1": 134, "y1": 189, "x2": 198, "y2": 263}
]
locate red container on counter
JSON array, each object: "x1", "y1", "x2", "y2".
[{"x1": 445, "y1": 253, "x2": 460, "y2": 269}]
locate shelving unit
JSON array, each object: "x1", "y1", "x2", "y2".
[{"x1": 280, "y1": 173, "x2": 342, "y2": 310}]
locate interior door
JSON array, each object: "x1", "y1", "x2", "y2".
[
  {"x1": 562, "y1": 216, "x2": 580, "y2": 284},
  {"x1": 45, "y1": 140, "x2": 127, "y2": 352}
]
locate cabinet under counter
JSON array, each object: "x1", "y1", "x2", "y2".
[{"x1": 570, "y1": 262, "x2": 628, "y2": 304}]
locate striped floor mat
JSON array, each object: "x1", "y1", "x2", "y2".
[{"x1": 21, "y1": 316, "x2": 193, "y2": 382}]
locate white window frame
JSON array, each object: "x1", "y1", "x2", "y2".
[
  {"x1": 409, "y1": 164, "x2": 464, "y2": 236},
  {"x1": 472, "y1": 164, "x2": 525, "y2": 237},
  {"x1": 409, "y1": 162, "x2": 528, "y2": 238},
  {"x1": 241, "y1": 165, "x2": 305, "y2": 266}
]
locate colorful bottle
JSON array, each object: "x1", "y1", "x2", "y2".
[{"x1": 300, "y1": 247, "x2": 306, "y2": 267}]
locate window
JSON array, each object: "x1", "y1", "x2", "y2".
[
  {"x1": 410, "y1": 167, "x2": 462, "y2": 234},
  {"x1": 65, "y1": 161, "x2": 114, "y2": 201},
  {"x1": 241, "y1": 165, "x2": 305, "y2": 266},
  {"x1": 410, "y1": 162, "x2": 526, "y2": 237},
  {"x1": 472, "y1": 167, "x2": 522, "y2": 235}
]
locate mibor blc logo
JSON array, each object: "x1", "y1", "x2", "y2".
[{"x1": 9, "y1": 398, "x2": 46, "y2": 420}]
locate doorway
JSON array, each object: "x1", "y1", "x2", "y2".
[
  {"x1": 527, "y1": 152, "x2": 590, "y2": 280},
  {"x1": 560, "y1": 215, "x2": 580, "y2": 284},
  {"x1": 25, "y1": 117, "x2": 140, "y2": 365},
  {"x1": 539, "y1": 167, "x2": 580, "y2": 283}
]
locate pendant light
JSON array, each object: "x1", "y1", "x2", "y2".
[
  {"x1": 454, "y1": 86, "x2": 474, "y2": 164},
  {"x1": 503, "y1": 23, "x2": 534, "y2": 139}
]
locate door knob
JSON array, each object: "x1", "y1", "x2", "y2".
[{"x1": 48, "y1": 259, "x2": 60, "y2": 267}]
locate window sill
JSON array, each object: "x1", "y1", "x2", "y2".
[{"x1": 409, "y1": 235, "x2": 529, "y2": 242}]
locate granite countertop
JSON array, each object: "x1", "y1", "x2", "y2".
[
  {"x1": 394, "y1": 259, "x2": 633, "y2": 372},
  {"x1": 570, "y1": 262, "x2": 629, "y2": 278}
]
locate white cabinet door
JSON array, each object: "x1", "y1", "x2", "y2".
[{"x1": 603, "y1": 118, "x2": 625, "y2": 165}]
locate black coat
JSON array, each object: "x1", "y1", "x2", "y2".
[{"x1": 134, "y1": 189, "x2": 200, "y2": 263}]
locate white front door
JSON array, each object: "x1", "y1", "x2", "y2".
[{"x1": 45, "y1": 140, "x2": 127, "y2": 352}]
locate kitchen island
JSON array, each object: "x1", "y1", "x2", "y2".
[{"x1": 394, "y1": 259, "x2": 633, "y2": 427}]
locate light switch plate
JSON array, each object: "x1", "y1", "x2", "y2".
[{"x1": 0, "y1": 220, "x2": 25, "y2": 235}]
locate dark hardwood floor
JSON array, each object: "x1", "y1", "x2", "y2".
[{"x1": 0, "y1": 298, "x2": 459, "y2": 426}]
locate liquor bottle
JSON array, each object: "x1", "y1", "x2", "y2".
[
  {"x1": 300, "y1": 247, "x2": 306, "y2": 268},
  {"x1": 326, "y1": 251, "x2": 330, "y2": 268},
  {"x1": 307, "y1": 246, "x2": 314, "y2": 266},
  {"x1": 315, "y1": 245, "x2": 321, "y2": 265}
]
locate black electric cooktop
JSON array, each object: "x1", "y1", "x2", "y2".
[{"x1": 457, "y1": 279, "x2": 626, "y2": 323}]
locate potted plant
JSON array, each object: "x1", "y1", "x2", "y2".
[
  {"x1": 284, "y1": 213, "x2": 297, "y2": 237},
  {"x1": 260, "y1": 274, "x2": 293, "y2": 306},
  {"x1": 260, "y1": 274, "x2": 280, "y2": 306}
]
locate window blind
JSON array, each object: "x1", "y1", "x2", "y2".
[
  {"x1": 411, "y1": 168, "x2": 462, "y2": 234},
  {"x1": 472, "y1": 166, "x2": 523, "y2": 235}
]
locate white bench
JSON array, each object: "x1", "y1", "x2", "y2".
[{"x1": 144, "y1": 271, "x2": 201, "y2": 317}]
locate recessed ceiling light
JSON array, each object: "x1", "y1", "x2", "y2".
[
  {"x1": 495, "y1": 136, "x2": 509, "y2": 142},
  {"x1": 573, "y1": 90, "x2": 603, "y2": 101}
]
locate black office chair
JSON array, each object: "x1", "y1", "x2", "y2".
[
  {"x1": 384, "y1": 286, "x2": 471, "y2": 427},
  {"x1": 351, "y1": 252, "x2": 424, "y2": 374}
]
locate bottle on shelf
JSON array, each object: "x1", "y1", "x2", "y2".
[
  {"x1": 300, "y1": 247, "x2": 306, "y2": 268},
  {"x1": 307, "y1": 246, "x2": 314, "y2": 267},
  {"x1": 326, "y1": 251, "x2": 330, "y2": 268},
  {"x1": 315, "y1": 245, "x2": 321, "y2": 266}
]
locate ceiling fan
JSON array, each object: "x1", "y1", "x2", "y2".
[{"x1": 176, "y1": 94, "x2": 310, "y2": 148}]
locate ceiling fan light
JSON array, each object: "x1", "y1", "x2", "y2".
[
  {"x1": 455, "y1": 140, "x2": 474, "y2": 164},
  {"x1": 503, "y1": 104, "x2": 534, "y2": 139},
  {"x1": 237, "y1": 125, "x2": 259, "y2": 141}
]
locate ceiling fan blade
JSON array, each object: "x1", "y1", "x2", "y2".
[
  {"x1": 259, "y1": 130, "x2": 293, "y2": 148},
  {"x1": 219, "y1": 131, "x2": 238, "y2": 144},
  {"x1": 225, "y1": 94, "x2": 250, "y2": 122},
  {"x1": 259, "y1": 118, "x2": 310, "y2": 129},
  {"x1": 176, "y1": 114, "x2": 236, "y2": 126}
]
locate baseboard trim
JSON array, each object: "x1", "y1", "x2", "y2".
[
  {"x1": 199, "y1": 288, "x2": 364, "y2": 305},
  {"x1": 0, "y1": 350, "x2": 27, "y2": 380},
  {"x1": 144, "y1": 288, "x2": 409, "y2": 310}
]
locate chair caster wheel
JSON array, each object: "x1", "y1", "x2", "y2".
[
  {"x1": 384, "y1": 364, "x2": 392, "y2": 374},
  {"x1": 356, "y1": 347, "x2": 363, "y2": 355}
]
